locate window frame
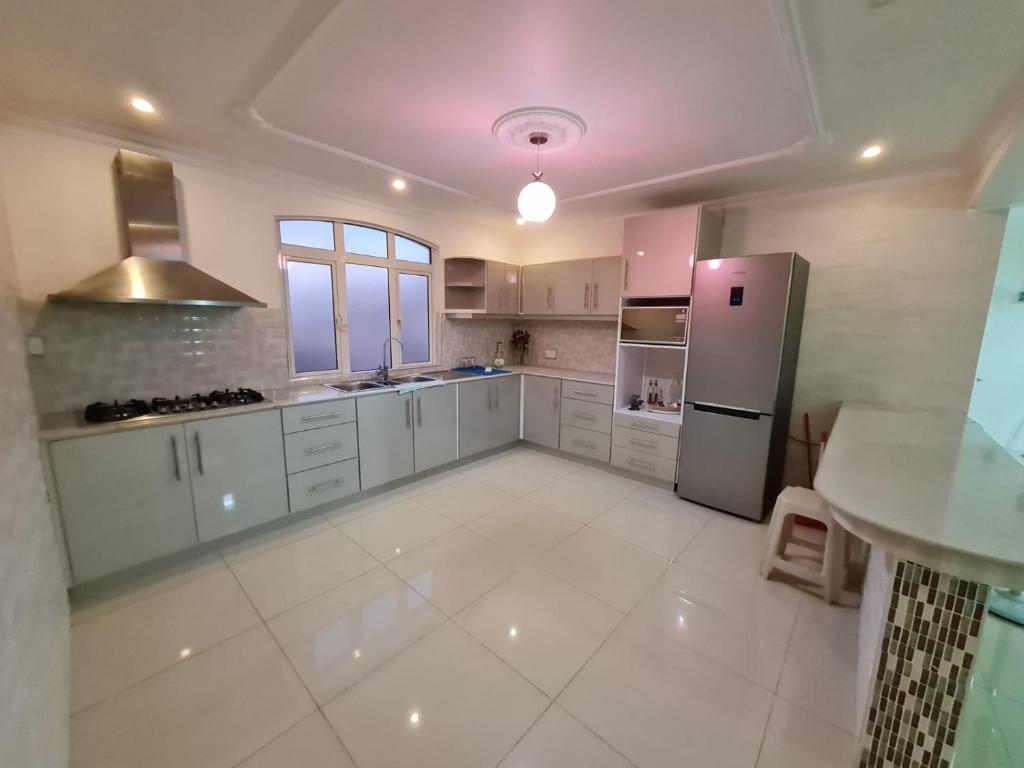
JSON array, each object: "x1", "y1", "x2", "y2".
[{"x1": 277, "y1": 217, "x2": 438, "y2": 381}]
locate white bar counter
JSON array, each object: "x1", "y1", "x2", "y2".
[
  {"x1": 814, "y1": 403, "x2": 1024, "y2": 767},
  {"x1": 816, "y1": 403, "x2": 1024, "y2": 590}
]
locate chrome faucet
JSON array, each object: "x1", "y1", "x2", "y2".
[{"x1": 376, "y1": 337, "x2": 403, "y2": 383}]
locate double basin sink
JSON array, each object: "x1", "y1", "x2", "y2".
[
  {"x1": 323, "y1": 366, "x2": 509, "y2": 394},
  {"x1": 323, "y1": 373, "x2": 449, "y2": 394}
]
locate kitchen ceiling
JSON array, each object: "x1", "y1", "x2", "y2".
[{"x1": 1, "y1": 0, "x2": 1022, "y2": 224}]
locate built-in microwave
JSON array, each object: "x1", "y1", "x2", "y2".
[{"x1": 619, "y1": 303, "x2": 689, "y2": 346}]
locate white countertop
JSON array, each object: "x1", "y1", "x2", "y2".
[
  {"x1": 815, "y1": 403, "x2": 1024, "y2": 589},
  {"x1": 36, "y1": 365, "x2": 613, "y2": 441}
]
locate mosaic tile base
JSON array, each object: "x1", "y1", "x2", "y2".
[{"x1": 860, "y1": 560, "x2": 990, "y2": 768}]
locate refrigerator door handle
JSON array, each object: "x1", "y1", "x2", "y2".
[{"x1": 691, "y1": 402, "x2": 763, "y2": 420}]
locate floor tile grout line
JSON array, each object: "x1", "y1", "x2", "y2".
[
  {"x1": 222, "y1": 554, "x2": 364, "y2": 768},
  {"x1": 69, "y1": 616, "x2": 264, "y2": 719}
]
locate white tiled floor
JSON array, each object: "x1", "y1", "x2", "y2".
[{"x1": 69, "y1": 446, "x2": 860, "y2": 768}]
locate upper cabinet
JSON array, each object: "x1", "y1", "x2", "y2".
[
  {"x1": 521, "y1": 262, "x2": 556, "y2": 315},
  {"x1": 523, "y1": 257, "x2": 622, "y2": 317},
  {"x1": 485, "y1": 259, "x2": 520, "y2": 315},
  {"x1": 445, "y1": 257, "x2": 519, "y2": 315},
  {"x1": 446, "y1": 255, "x2": 621, "y2": 317},
  {"x1": 622, "y1": 205, "x2": 722, "y2": 298}
]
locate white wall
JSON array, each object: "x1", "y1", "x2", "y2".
[
  {"x1": 0, "y1": 176, "x2": 70, "y2": 768},
  {"x1": 0, "y1": 122, "x2": 517, "y2": 307},
  {"x1": 969, "y1": 205, "x2": 1024, "y2": 456},
  {"x1": 721, "y1": 174, "x2": 1006, "y2": 482},
  {"x1": 515, "y1": 217, "x2": 624, "y2": 264}
]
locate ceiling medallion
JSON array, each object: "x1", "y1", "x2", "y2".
[
  {"x1": 491, "y1": 107, "x2": 587, "y2": 153},
  {"x1": 493, "y1": 108, "x2": 585, "y2": 223}
]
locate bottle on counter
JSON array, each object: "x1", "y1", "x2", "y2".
[{"x1": 494, "y1": 341, "x2": 505, "y2": 367}]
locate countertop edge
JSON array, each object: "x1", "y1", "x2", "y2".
[{"x1": 37, "y1": 365, "x2": 614, "y2": 441}]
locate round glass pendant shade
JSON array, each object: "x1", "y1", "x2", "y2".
[{"x1": 517, "y1": 180, "x2": 556, "y2": 223}]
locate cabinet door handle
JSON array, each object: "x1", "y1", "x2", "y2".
[
  {"x1": 194, "y1": 432, "x2": 204, "y2": 476},
  {"x1": 572, "y1": 389, "x2": 598, "y2": 398},
  {"x1": 573, "y1": 438, "x2": 596, "y2": 450},
  {"x1": 487, "y1": 385, "x2": 493, "y2": 410},
  {"x1": 629, "y1": 457, "x2": 656, "y2": 471},
  {"x1": 583, "y1": 283, "x2": 590, "y2": 310},
  {"x1": 405, "y1": 398, "x2": 411, "y2": 429},
  {"x1": 301, "y1": 411, "x2": 347, "y2": 422},
  {"x1": 547, "y1": 286, "x2": 553, "y2": 309},
  {"x1": 304, "y1": 442, "x2": 342, "y2": 455},
  {"x1": 629, "y1": 437, "x2": 658, "y2": 449},
  {"x1": 494, "y1": 384, "x2": 500, "y2": 409},
  {"x1": 592, "y1": 283, "x2": 599, "y2": 311},
  {"x1": 308, "y1": 478, "x2": 345, "y2": 494},
  {"x1": 417, "y1": 397, "x2": 422, "y2": 427},
  {"x1": 624, "y1": 260, "x2": 630, "y2": 289},
  {"x1": 553, "y1": 385, "x2": 559, "y2": 411},
  {"x1": 170, "y1": 436, "x2": 181, "y2": 482},
  {"x1": 574, "y1": 411, "x2": 597, "y2": 422}
]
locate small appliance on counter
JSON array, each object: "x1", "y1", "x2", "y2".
[{"x1": 83, "y1": 387, "x2": 265, "y2": 423}]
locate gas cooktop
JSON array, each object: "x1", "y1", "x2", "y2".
[{"x1": 84, "y1": 388, "x2": 266, "y2": 424}]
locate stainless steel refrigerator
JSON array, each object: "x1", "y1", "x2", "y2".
[{"x1": 676, "y1": 252, "x2": 809, "y2": 521}]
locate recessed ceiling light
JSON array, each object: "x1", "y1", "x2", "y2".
[
  {"x1": 391, "y1": 178, "x2": 407, "y2": 191},
  {"x1": 130, "y1": 97, "x2": 155, "y2": 114},
  {"x1": 860, "y1": 144, "x2": 883, "y2": 160},
  {"x1": 515, "y1": 216, "x2": 526, "y2": 226}
]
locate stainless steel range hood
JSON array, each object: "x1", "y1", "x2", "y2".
[{"x1": 47, "y1": 150, "x2": 266, "y2": 308}]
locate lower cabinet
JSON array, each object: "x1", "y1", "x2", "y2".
[
  {"x1": 523, "y1": 375, "x2": 561, "y2": 449},
  {"x1": 357, "y1": 391, "x2": 415, "y2": 490},
  {"x1": 413, "y1": 384, "x2": 458, "y2": 472},
  {"x1": 185, "y1": 410, "x2": 288, "y2": 542},
  {"x1": 458, "y1": 376, "x2": 521, "y2": 457},
  {"x1": 49, "y1": 424, "x2": 199, "y2": 583},
  {"x1": 287, "y1": 458, "x2": 361, "y2": 513}
]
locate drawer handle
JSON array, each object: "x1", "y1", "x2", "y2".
[
  {"x1": 301, "y1": 411, "x2": 348, "y2": 422},
  {"x1": 573, "y1": 439, "x2": 596, "y2": 449},
  {"x1": 628, "y1": 458, "x2": 656, "y2": 471},
  {"x1": 304, "y1": 442, "x2": 343, "y2": 455},
  {"x1": 629, "y1": 438, "x2": 658, "y2": 449},
  {"x1": 573, "y1": 412, "x2": 598, "y2": 421},
  {"x1": 629, "y1": 420, "x2": 659, "y2": 432},
  {"x1": 308, "y1": 478, "x2": 345, "y2": 494},
  {"x1": 572, "y1": 390, "x2": 598, "y2": 397}
]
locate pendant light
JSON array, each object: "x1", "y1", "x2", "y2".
[{"x1": 517, "y1": 132, "x2": 556, "y2": 223}]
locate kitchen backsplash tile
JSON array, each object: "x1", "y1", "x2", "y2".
[
  {"x1": 23, "y1": 302, "x2": 618, "y2": 414},
  {"x1": 511, "y1": 319, "x2": 618, "y2": 373},
  {"x1": 24, "y1": 303, "x2": 290, "y2": 412}
]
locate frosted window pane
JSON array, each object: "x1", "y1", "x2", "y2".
[
  {"x1": 343, "y1": 224, "x2": 387, "y2": 258},
  {"x1": 399, "y1": 273, "x2": 430, "y2": 364},
  {"x1": 395, "y1": 235, "x2": 431, "y2": 264},
  {"x1": 346, "y1": 263, "x2": 391, "y2": 371},
  {"x1": 286, "y1": 261, "x2": 338, "y2": 373},
  {"x1": 279, "y1": 220, "x2": 334, "y2": 250}
]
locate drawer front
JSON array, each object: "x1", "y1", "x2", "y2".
[
  {"x1": 559, "y1": 425, "x2": 611, "y2": 462},
  {"x1": 611, "y1": 444, "x2": 676, "y2": 483},
  {"x1": 560, "y1": 398, "x2": 612, "y2": 434},
  {"x1": 285, "y1": 422, "x2": 358, "y2": 474},
  {"x1": 612, "y1": 411, "x2": 680, "y2": 439},
  {"x1": 288, "y1": 458, "x2": 360, "y2": 513},
  {"x1": 561, "y1": 380, "x2": 614, "y2": 406},
  {"x1": 612, "y1": 426, "x2": 679, "y2": 460},
  {"x1": 282, "y1": 399, "x2": 356, "y2": 434}
]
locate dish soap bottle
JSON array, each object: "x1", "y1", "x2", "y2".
[{"x1": 494, "y1": 341, "x2": 505, "y2": 367}]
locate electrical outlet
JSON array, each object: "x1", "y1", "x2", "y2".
[
  {"x1": 544, "y1": 349, "x2": 557, "y2": 359},
  {"x1": 26, "y1": 336, "x2": 44, "y2": 356}
]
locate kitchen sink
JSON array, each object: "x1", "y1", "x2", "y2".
[
  {"x1": 323, "y1": 381, "x2": 386, "y2": 392},
  {"x1": 392, "y1": 374, "x2": 439, "y2": 384}
]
